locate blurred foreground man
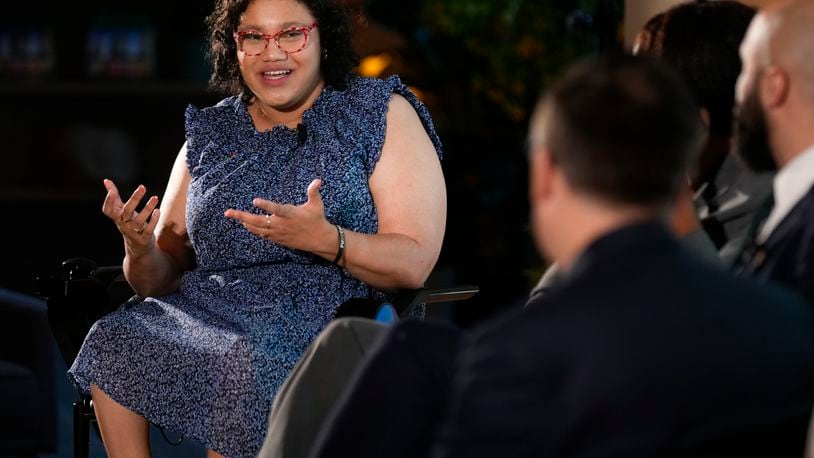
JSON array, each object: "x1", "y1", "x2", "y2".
[{"x1": 433, "y1": 55, "x2": 814, "y2": 458}]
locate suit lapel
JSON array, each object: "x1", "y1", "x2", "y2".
[{"x1": 762, "y1": 184, "x2": 814, "y2": 251}]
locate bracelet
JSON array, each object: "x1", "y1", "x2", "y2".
[{"x1": 332, "y1": 225, "x2": 345, "y2": 265}]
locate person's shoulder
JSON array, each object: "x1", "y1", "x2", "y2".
[
  {"x1": 319, "y1": 75, "x2": 442, "y2": 158},
  {"x1": 464, "y1": 296, "x2": 550, "y2": 352},
  {"x1": 336, "y1": 75, "x2": 420, "y2": 106},
  {"x1": 186, "y1": 95, "x2": 242, "y2": 119},
  {"x1": 677, "y1": 248, "x2": 814, "y2": 331},
  {"x1": 184, "y1": 95, "x2": 243, "y2": 135},
  {"x1": 183, "y1": 95, "x2": 244, "y2": 155},
  {"x1": 454, "y1": 296, "x2": 567, "y2": 378},
  {"x1": 343, "y1": 74, "x2": 404, "y2": 91},
  {"x1": 730, "y1": 268, "x2": 811, "y2": 313}
]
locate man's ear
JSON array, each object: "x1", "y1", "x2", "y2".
[
  {"x1": 761, "y1": 65, "x2": 790, "y2": 109},
  {"x1": 529, "y1": 147, "x2": 556, "y2": 203}
]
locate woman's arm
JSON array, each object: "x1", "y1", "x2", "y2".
[
  {"x1": 337, "y1": 94, "x2": 446, "y2": 289},
  {"x1": 104, "y1": 143, "x2": 195, "y2": 297},
  {"x1": 225, "y1": 95, "x2": 446, "y2": 291}
]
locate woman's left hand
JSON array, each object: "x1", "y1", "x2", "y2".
[{"x1": 224, "y1": 179, "x2": 337, "y2": 256}]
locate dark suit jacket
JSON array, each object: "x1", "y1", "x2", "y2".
[
  {"x1": 750, "y1": 185, "x2": 814, "y2": 307},
  {"x1": 435, "y1": 221, "x2": 814, "y2": 458}
]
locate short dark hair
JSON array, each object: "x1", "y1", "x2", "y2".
[
  {"x1": 205, "y1": 0, "x2": 359, "y2": 103},
  {"x1": 534, "y1": 55, "x2": 704, "y2": 208},
  {"x1": 634, "y1": 1, "x2": 755, "y2": 137}
]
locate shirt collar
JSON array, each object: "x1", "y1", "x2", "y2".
[
  {"x1": 773, "y1": 144, "x2": 814, "y2": 213},
  {"x1": 758, "y1": 143, "x2": 814, "y2": 242}
]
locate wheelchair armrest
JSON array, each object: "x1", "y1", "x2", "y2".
[
  {"x1": 35, "y1": 258, "x2": 132, "y2": 368},
  {"x1": 391, "y1": 285, "x2": 479, "y2": 317},
  {"x1": 335, "y1": 285, "x2": 479, "y2": 320},
  {"x1": 36, "y1": 257, "x2": 130, "y2": 316}
]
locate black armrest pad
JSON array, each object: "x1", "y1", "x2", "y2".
[
  {"x1": 335, "y1": 285, "x2": 480, "y2": 320},
  {"x1": 391, "y1": 285, "x2": 479, "y2": 317}
]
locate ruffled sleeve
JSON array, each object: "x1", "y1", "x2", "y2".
[
  {"x1": 184, "y1": 104, "x2": 204, "y2": 175},
  {"x1": 387, "y1": 75, "x2": 444, "y2": 159},
  {"x1": 318, "y1": 75, "x2": 443, "y2": 179},
  {"x1": 184, "y1": 96, "x2": 241, "y2": 178}
]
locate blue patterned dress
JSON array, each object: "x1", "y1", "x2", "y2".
[{"x1": 68, "y1": 75, "x2": 442, "y2": 457}]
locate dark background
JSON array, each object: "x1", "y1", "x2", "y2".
[{"x1": 0, "y1": 0, "x2": 623, "y2": 328}]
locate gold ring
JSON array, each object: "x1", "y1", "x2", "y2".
[
  {"x1": 120, "y1": 215, "x2": 132, "y2": 223},
  {"x1": 134, "y1": 226, "x2": 144, "y2": 235}
]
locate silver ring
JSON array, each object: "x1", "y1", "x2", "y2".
[
  {"x1": 120, "y1": 215, "x2": 132, "y2": 223},
  {"x1": 265, "y1": 214, "x2": 272, "y2": 228},
  {"x1": 134, "y1": 226, "x2": 144, "y2": 235}
]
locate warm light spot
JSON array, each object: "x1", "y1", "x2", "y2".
[{"x1": 358, "y1": 53, "x2": 392, "y2": 77}]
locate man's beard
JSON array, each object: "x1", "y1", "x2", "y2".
[{"x1": 732, "y1": 86, "x2": 777, "y2": 173}]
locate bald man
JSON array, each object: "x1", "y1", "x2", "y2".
[{"x1": 733, "y1": 0, "x2": 814, "y2": 306}]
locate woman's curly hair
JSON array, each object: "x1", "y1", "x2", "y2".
[
  {"x1": 634, "y1": 0, "x2": 755, "y2": 138},
  {"x1": 206, "y1": 0, "x2": 359, "y2": 103}
]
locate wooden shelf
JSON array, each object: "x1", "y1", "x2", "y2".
[
  {"x1": 0, "y1": 189, "x2": 101, "y2": 203},
  {"x1": 0, "y1": 80, "x2": 212, "y2": 97}
]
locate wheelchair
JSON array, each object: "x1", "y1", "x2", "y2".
[{"x1": 36, "y1": 257, "x2": 477, "y2": 457}]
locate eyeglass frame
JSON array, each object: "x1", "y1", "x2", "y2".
[{"x1": 233, "y1": 21, "x2": 319, "y2": 56}]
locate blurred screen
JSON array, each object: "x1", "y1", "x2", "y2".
[
  {"x1": 87, "y1": 22, "x2": 155, "y2": 78},
  {"x1": 0, "y1": 27, "x2": 54, "y2": 77}
]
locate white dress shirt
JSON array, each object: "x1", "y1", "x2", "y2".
[{"x1": 757, "y1": 144, "x2": 814, "y2": 243}]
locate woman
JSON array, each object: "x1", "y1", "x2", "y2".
[
  {"x1": 632, "y1": 1, "x2": 769, "y2": 262},
  {"x1": 68, "y1": 0, "x2": 446, "y2": 456}
]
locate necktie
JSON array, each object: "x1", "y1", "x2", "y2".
[{"x1": 734, "y1": 192, "x2": 775, "y2": 274}]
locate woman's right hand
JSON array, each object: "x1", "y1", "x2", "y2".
[{"x1": 102, "y1": 179, "x2": 161, "y2": 257}]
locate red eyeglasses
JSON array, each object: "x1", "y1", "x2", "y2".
[{"x1": 234, "y1": 22, "x2": 319, "y2": 56}]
